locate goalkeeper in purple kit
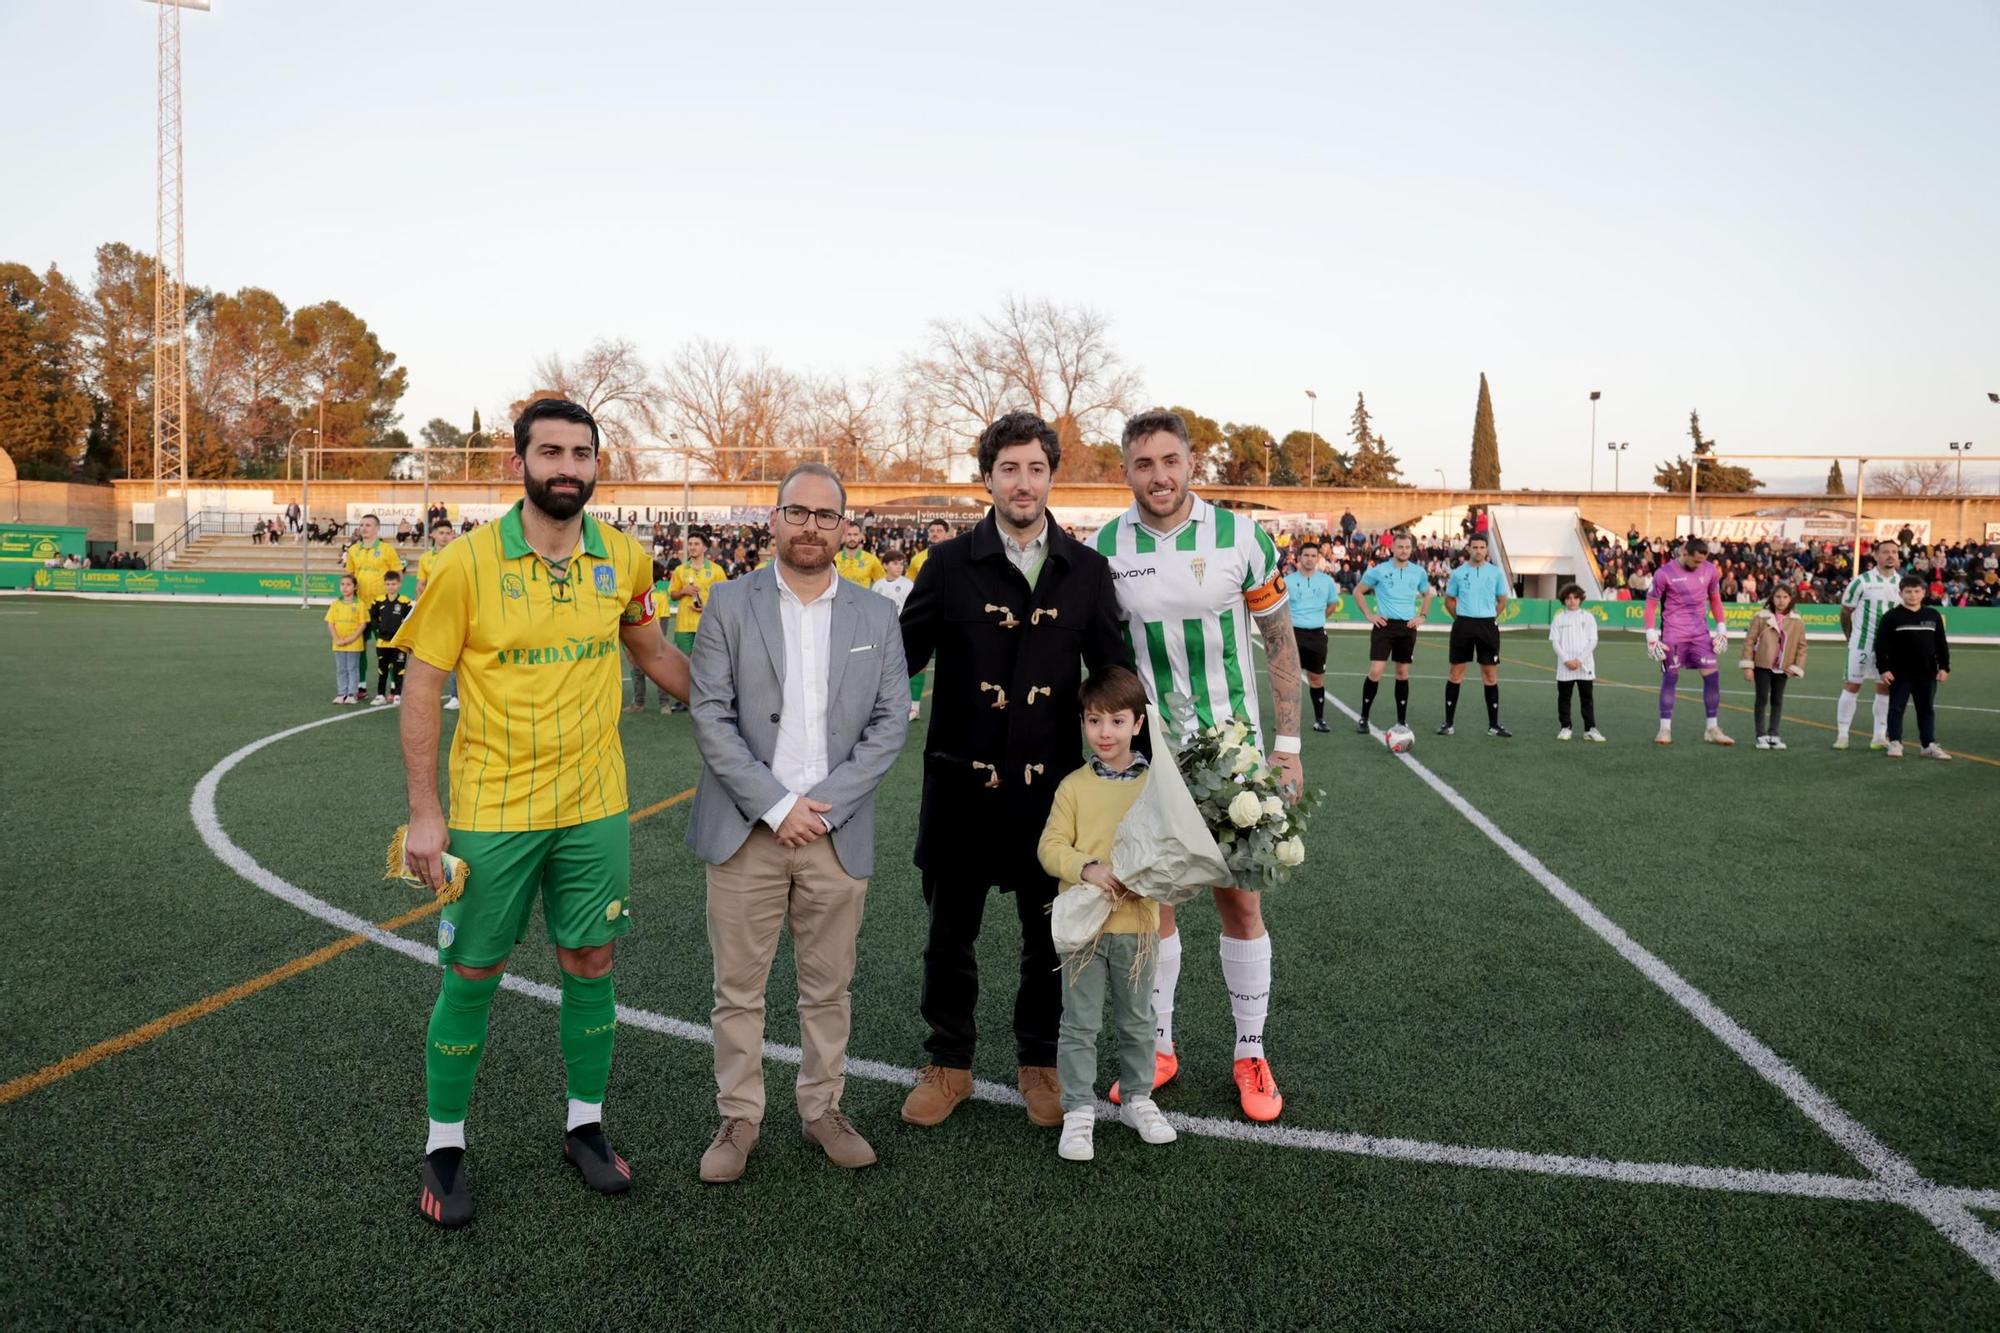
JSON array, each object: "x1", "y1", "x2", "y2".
[{"x1": 1643, "y1": 538, "x2": 1734, "y2": 746}]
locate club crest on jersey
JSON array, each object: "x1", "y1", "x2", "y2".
[
  {"x1": 1190, "y1": 557, "x2": 1207, "y2": 585},
  {"x1": 594, "y1": 565, "x2": 615, "y2": 596},
  {"x1": 502, "y1": 572, "x2": 526, "y2": 600},
  {"x1": 438, "y1": 920, "x2": 456, "y2": 949}
]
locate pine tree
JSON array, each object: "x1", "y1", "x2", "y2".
[
  {"x1": 1347, "y1": 392, "x2": 1374, "y2": 458},
  {"x1": 1826, "y1": 461, "x2": 1844, "y2": 496},
  {"x1": 1468, "y1": 372, "x2": 1501, "y2": 489},
  {"x1": 1653, "y1": 409, "x2": 1763, "y2": 494}
]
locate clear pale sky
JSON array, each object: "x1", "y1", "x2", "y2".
[{"x1": 5, "y1": 1, "x2": 1997, "y2": 492}]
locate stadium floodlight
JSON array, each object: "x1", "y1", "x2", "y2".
[
  {"x1": 1989, "y1": 391, "x2": 1999, "y2": 403},
  {"x1": 1948, "y1": 440, "x2": 1975, "y2": 497},
  {"x1": 1305, "y1": 389, "x2": 1317, "y2": 487},
  {"x1": 1588, "y1": 391, "x2": 1602, "y2": 492},
  {"x1": 141, "y1": 0, "x2": 212, "y2": 496}
]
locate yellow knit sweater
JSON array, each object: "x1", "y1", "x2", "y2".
[{"x1": 1037, "y1": 764, "x2": 1159, "y2": 934}]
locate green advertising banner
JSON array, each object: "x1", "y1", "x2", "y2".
[
  {"x1": 26, "y1": 568, "x2": 344, "y2": 598},
  {"x1": 0, "y1": 524, "x2": 86, "y2": 565}
]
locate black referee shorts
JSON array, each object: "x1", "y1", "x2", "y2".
[
  {"x1": 1448, "y1": 616, "x2": 1500, "y2": 666},
  {"x1": 1294, "y1": 627, "x2": 1329, "y2": 674},
  {"x1": 1368, "y1": 622, "x2": 1418, "y2": 664}
]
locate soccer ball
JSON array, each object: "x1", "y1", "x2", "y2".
[{"x1": 1384, "y1": 725, "x2": 1416, "y2": 754}]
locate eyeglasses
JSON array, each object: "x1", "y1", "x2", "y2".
[{"x1": 776, "y1": 505, "x2": 844, "y2": 531}]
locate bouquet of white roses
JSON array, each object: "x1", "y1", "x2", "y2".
[{"x1": 1163, "y1": 694, "x2": 1323, "y2": 892}]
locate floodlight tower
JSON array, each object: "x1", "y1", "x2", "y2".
[{"x1": 146, "y1": 0, "x2": 209, "y2": 495}]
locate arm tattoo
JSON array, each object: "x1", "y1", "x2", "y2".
[{"x1": 1257, "y1": 603, "x2": 1302, "y2": 740}]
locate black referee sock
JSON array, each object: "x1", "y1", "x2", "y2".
[
  {"x1": 1360, "y1": 678, "x2": 1379, "y2": 720},
  {"x1": 1394, "y1": 679, "x2": 1410, "y2": 724},
  {"x1": 1309, "y1": 685, "x2": 1325, "y2": 721},
  {"x1": 1444, "y1": 681, "x2": 1461, "y2": 726},
  {"x1": 1485, "y1": 683, "x2": 1501, "y2": 727}
]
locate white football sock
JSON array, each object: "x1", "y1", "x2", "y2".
[
  {"x1": 426, "y1": 1118, "x2": 465, "y2": 1155},
  {"x1": 1835, "y1": 690, "x2": 1857, "y2": 737},
  {"x1": 567, "y1": 1097, "x2": 602, "y2": 1132},
  {"x1": 1219, "y1": 933, "x2": 1272, "y2": 1061},
  {"x1": 1871, "y1": 692, "x2": 1889, "y2": 740},
  {"x1": 1152, "y1": 932, "x2": 1182, "y2": 1055}
]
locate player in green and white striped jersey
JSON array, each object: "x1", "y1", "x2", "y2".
[
  {"x1": 1834, "y1": 538, "x2": 1902, "y2": 750},
  {"x1": 1090, "y1": 410, "x2": 1304, "y2": 1124}
]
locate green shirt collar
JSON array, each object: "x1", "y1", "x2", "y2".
[{"x1": 498, "y1": 500, "x2": 607, "y2": 561}]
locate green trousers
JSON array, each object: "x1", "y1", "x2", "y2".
[{"x1": 1057, "y1": 932, "x2": 1156, "y2": 1112}]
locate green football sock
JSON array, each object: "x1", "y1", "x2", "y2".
[
  {"x1": 559, "y1": 970, "x2": 617, "y2": 1103},
  {"x1": 425, "y1": 969, "x2": 502, "y2": 1123},
  {"x1": 908, "y1": 671, "x2": 925, "y2": 703}
]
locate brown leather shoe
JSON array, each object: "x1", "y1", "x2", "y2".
[
  {"x1": 698, "y1": 1118, "x2": 759, "y2": 1184},
  {"x1": 900, "y1": 1064, "x2": 973, "y2": 1127},
  {"x1": 803, "y1": 1112, "x2": 877, "y2": 1169},
  {"x1": 1018, "y1": 1065, "x2": 1063, "y2": 1127}
]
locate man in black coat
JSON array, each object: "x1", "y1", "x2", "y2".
[{"x1": 897, "y1": 412, "x2": 1131, "y2": 1130}]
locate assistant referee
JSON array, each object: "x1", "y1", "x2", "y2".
[
  {"x1": 1352, "y1": 531, "x2": 1433, "y2": 733},
  {"x1": 1440, "y1": 534, "x2": 1511, "y2": 737},
  {"x1": 1289, "y1": 541, "x2": 1341, "y2": 732}
]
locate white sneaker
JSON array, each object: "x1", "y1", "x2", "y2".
[
  {"x1": 1057, "y1": 1109, "x2": 1094, "y2": 1161},
  {"x1": 1704, "y1": 724, "x2": 1735, "y2": 747},
  {"x1": 368, "y1": 695, "x2": 388, "y2": 707},
  {"x1": 1922, "y1": 744, "x2": 1951, "y2": 761},
  {"x1": 908, "y1": 702, "x2": 921, "y2": 722},
  {"x1": 444, "y1": 697, "x2": 460, "y2": 710},
  {"x1": 1119, "y1": 1096, "x2": 1177, "y2": 1146},
  {"x1": 1584, "y1": 728, "x2": 1607, "y2": 743},
  {"x1": 1557, "y1": 728, "x2": 1573, "y2": 742},
  {"x1": 1885, "y1": 741, "x2": 1904, "y2": 758},
  {"x1": 1655, "y1": 724, "x2": 1673, "y2": 746},
  {"x1": 1767, "y1": 736, "x2": 1786, "y2": 751},
  {"x1": 1869, "y1": 736, "x2": 1889, "y2": 751},
  {"x1": 1753, "y1": 736, "x2": 1771, "y2": 750}
]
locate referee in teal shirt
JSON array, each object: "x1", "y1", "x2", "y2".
[
  {"x1": 1441, "y1": 533, "x2": 1511, "y2": 736},
  {"x1": 1289, "y1": 541, "x2": 1341, "y2": 732},
  {"x1": 1354, "y1": 531, "x2": 1434, "y2": 733}
]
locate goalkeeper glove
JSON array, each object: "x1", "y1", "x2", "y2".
[{"x1": 1645, "y1": 629, "x2": 1666, "y2": 663}]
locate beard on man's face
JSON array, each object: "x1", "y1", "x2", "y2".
[
  {"x1": 782, "y1": 530, "x2": 831, "y2": 570},
  {"x1": 525, "y1": 466, "x2": 595, "y2": 521}
]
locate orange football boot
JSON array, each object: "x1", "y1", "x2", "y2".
[
  {"x1": 1107, "y1": 1048, "x2": 1179, "y2": 1106},
  {"x1": 1233, "y1": 1056, "x2": 1283, "y2": 1121}
]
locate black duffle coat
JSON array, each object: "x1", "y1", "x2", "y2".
[{"x1": 900, "y1": 509, "x2": 1132, "y2": 889}]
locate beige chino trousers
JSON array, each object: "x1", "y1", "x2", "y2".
[{"x1": 707, "y1": 826, "x2": 868, "y2": 1124}]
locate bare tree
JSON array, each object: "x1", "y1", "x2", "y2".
[
  {"x1": 1867, "y1": 460, "x2": 1955, "y2": 496},
  {"x1": 530, "y1": 338, "x2": 663, "y2": 479},
  {"x1": 658, "y1": 338, "x2": 807, "y2": 482},
  {"x1": 903, "y1": 297, "x2": 1142, "y2": 472}
]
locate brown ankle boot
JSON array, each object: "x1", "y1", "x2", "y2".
[
  {"x1": 1017, "y1": 1065, "x2": 1063, "y2": 1127},
  {"x1": 900, "y1": 1064, "x2": 973, "y2": 1126}
]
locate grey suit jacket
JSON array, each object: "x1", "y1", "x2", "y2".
[{"x1": 685, "y1": 565, "x2": 910, "y2": 878}]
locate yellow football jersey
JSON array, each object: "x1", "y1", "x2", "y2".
[{"x1": 392, "y1": 503, "x2": 659, "y2": 832}]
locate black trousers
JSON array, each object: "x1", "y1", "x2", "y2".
[
  {"x1": 1886, "y1": 676, "x2": 1937, "y2": 746},
  {"x1": 1752, "y1": 668, "x2": 1789, "y2": 736},
  {"x1": 919, "y1": 871, "x2": 1060, "y2": 1069},
  {"x1": 375, "y1": 646, "x2": 407, "y2": 697},
  {"x1": 1556, "y1": 678, "x2": 1596, "y2": 729}
]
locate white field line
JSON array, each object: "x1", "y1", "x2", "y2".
[
  {"x1": 183, "y1": 709, "x2": 2000, "y2": 1224},
  {"x1": 1328, "y1": 692, "x2": 2000, "y2": 1282}
]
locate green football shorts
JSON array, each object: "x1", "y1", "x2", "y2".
[
  {"x1": 436, "y1": 812, "x2": 632, "y2": 966},
  {"x1": 673, "y1": 630, "x2": 697, "y2": 655}
]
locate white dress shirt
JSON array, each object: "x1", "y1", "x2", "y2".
[
  {"x1": 761, "y1": 571, "x2": 840, "y2": 832},
  {"x1": 1000, "y1": 518, "x2": 1048, "y2": 580}
]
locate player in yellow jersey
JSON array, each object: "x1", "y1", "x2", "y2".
[
  {"x1": 415, "y1": 519, "x2": 461, "y2": 708},
  {"x1": 664, "y1": 533, "x2": 728, "y2": 712},
  {"x1": 392, "y1": 398, "x2": 692, "y2": 1228},
  {"x1": 834, "y1": 520, "x2": 885, "y2": 588},
  {"x1": 344, "y1": 514, "x2": 405, "y2": 700},
  {"x1": 906, "y1": 518, "x2": 950, "y2": 582}
]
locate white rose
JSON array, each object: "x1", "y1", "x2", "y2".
[
  {"x1": 1230, "y1": 745, "x2": 1259, "y2": 775},
  {"x1": 1261, "y1": 795, "x2": 1285, "y2": 819},
  {"x1": 1275, "y1": 837, "x2": 1306, "y2": 866},
  {"x1": 1227, "y1": 791, "x2": 1263, "y2": 828},
  {"x1": 1219, "y1": 718, "x2": 1250, "y2": 749}
]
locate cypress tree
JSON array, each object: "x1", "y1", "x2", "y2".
[{"x1": 1469, "y1": 372, "x2": 1500, "y2": 489}]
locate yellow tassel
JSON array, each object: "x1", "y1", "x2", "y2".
[{"x1": 385, "y1": 825, "x2": 469, "y2": 904}]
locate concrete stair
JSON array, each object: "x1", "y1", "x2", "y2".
[{"x1": 170, "y1": 533, "x2": 421, "y2": 573}]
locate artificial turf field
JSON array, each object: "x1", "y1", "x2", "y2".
[{"x1": 2, "y1": 597, "x2": 1998, "y2": 1331}]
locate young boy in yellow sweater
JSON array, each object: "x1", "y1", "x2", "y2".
[{"x1": 1037, "y1": 666, "x2": 1178, "y2": 1162}]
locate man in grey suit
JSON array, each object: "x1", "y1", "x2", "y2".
[{"x1": 685, "y1": 462, "x2": 910, "y2": 1182}]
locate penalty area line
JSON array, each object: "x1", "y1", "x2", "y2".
[{"x1": 1330, "y1": 692, "x2": 2000, "y2": 1283}]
